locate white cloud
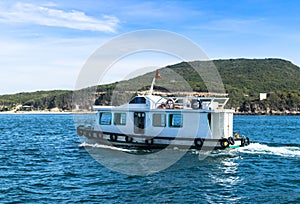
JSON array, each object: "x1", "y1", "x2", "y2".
[{"x1": 0, "y1": 2, "x2": 119, "y2": 32}]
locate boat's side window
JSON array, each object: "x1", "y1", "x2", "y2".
[
  {"x1": 129, "y1": 97, "x2": 146, "y2": 104},
  {"x1": 169, "y1": 114, "x2": 183, "y2": 128},
  {"x1": 153, "y1": 113, "x2": 166, "y2": 127},
  {"x1": 99, "y1": 112, "x2": 112, "y2": 125},
  {"x1": 114, "y1": 113, "x2": 126, "y2": 125}
]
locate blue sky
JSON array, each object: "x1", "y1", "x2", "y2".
[{"x1": 0, "y1": 0, "x2": 300, "y2": 94}]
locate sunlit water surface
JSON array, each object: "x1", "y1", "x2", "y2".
[{"x1": 0, "y1": 114, "x2": 299, "y2": 203}]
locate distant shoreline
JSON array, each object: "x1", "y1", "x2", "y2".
[
  {"x1": 0, "y1": 111, "x2": 96, "y2": 115},
  {"x1": 235, "y1": 113, "x2": 300, "y2": 116},
  {"x1": 0, "y1": 110, "x2": 299, "y2": 116},
  {"x1": 235, "y1": 111, "x2": 300, "y2": 116}
]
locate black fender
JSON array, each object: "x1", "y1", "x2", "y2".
[
  {"x1": 241, "y1": 137, "x2": 246, "y2": 147},
  {"x1": 145, "y1": 138, "x2": 154, "y2": 145},
  {"x1": 228, "y1": 137, "x2": 235, "y2": 145},
  {"x1": 220, "y1": 138, "x2": 229, "y2": 148},
  {"x1": 246, "y1": 137, "x2": 251, "y2": 145},
  {"x1": 110, "y1": 134, "x2": 118, "y2": 141},
  {"x1": 125, "y1": 136, "x2": 133, "y2": 143},
  {"x1": 194, "y1": 138, "x2": 204, "y2": 149},
  {"x1": 77, "y1": 126, "x2": 84, "y2": 136}
]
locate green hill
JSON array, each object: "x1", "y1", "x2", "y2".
[
  {"x1": 104, "y1": 58, "x2": 300, "y2": 113},
  {"x1": 116, "y1": 58, "x2": 300, "y2": 93},
  {"x1": 1, "y1": 58, "x2": 300, "y2": 114},
  {"x1": 0, "y1": 90, "x2": 73, "y2": 111},
  {"x1": 215, "y1": 58, "x2": 300, "y2": 93}
]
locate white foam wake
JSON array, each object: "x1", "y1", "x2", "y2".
[
  {"x1": 237, "y1": 143, "x2": 300, "y2": 158},
  {"x1": 79, "y1": 142, "x2": 300, "y2": 158},
  {"x1": 79, "y1": 142, "x2": 137, "y2": 153}
]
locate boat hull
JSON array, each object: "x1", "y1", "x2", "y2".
[{"x1": 77, "y1": 126, "x2": 250, "y2": 151}]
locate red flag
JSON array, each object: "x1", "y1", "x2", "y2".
[{"x1": 155, "y1": 69, "x2": 162, "y2": 79}]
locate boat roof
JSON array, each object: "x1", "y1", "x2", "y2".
[{"x1": 93, "y1": 94, "x2": 230, "y2": 112}]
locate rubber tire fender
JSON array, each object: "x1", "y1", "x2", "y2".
[
  {"x1": 240, "y1": 137, "x2": 246, "y2": 147},
  {"x1": 145, "y1": 138, "x2": 154, "y2": 145},
  {"x1": 110, "y1": 134, "x2": 118, "y2": 141},
  {"x1": 125, "y1": 136, "x2": 133, "y2": 143},
  {"x1": 96, "y1": 131, "x2": 103, "y2": 139},
  {"x1": 166, "y1": 98, "x2": 175, "y2": 109},
  {"x1": 246, "y1": 137, "x2": 251, "y2": 145},
  {"x1": 220, "y1": 138, "x2": 230, "y2": 148},
  {"x1": 194, "y1": 138, "x2": 204, "y2": 149},
  {"x1": 77, "y1": 126, "x2": 84, "y2": 136},
  {"x1": 228, "y1": 137, "x2": 235, "y2": 145}
]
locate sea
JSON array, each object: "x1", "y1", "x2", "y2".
[{"x1": 0, "y1": 114, "x2": 299, "y2": 203}]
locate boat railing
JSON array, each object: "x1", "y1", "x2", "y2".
[{"x1": 155, "y1": 96, "x2": 229, "y2": 110}]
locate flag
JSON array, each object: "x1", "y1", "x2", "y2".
[{"x1": 155, "y1": 69, "x2": 162, "y2": 79}]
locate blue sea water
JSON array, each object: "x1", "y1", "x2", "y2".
[{"x1": 0, "y1": 114, "x2": 299, "y2": 203}]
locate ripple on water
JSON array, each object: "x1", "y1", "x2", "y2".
[{"x1": 0, "y1": 115, "x2": 300, "y2": 203}]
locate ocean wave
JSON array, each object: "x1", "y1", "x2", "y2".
[{"x1": 237, "y1": 143, "x2": 300, "y2": 158}]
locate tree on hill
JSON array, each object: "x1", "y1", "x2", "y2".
[{"x1": 0, "y1": 58, "x2": 299, "y2": 114}]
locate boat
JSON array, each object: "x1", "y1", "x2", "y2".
[{"x1": 76, "y1": 71, "x2": 250, "y2": 151}]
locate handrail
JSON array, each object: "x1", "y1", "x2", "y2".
[{"x1": 155, "y1": 96, "x2": 229, "y2": 110}]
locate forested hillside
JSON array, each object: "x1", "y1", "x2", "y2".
[
  {"x1": 1, "y1": 58, "x2": 299, "y2": 114},
  {"x1": 0, "y1": 90, "x2": 73, "y2": 111}
]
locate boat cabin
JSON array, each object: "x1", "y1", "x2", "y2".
[{"x1": 93, "y1": 95, "x2": 233, "y2": 143}]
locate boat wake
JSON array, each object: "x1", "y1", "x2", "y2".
[
  {"x1": 236, "y1": 143, "x2": 300, "y2": 158},
  {"x1": 79, "y1": 142, "x2": 300, "y2": 158},
  {"x1": 79, "y1": 142, "x2": 138, "y2": 153}
]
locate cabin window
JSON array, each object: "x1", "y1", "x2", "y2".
[
  {"x1": 129, "y1": 97, "x2": 146, "y2": 104},
  {"x1": 169, "y1": 114, "x2": 183, "y2": 127},
  {"x1": 114, "y1": 113, "x2": 126, "y2": 125},
  {"x1": 99, "y1": 112, "x2": 112, "y2": 125},
  {"x1": 153, "y1": 113, "x2": 166, "y2": 127}
]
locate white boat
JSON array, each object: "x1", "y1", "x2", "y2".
[{"x1": 77, "y1": 72, "x2": 250, "y2": 150}]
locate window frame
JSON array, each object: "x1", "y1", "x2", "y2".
[
  {"x1": 152, "y1": 113, "x2": 166, "y2": 127},
  {"x1": 169, "y1": 113, "x2": 183, "y2": 128},
  {"x1": 99, "y1": 112, "x2": 112, "y2": 125},
  {"x1": 114, "y1": 112, "x2": 127, "y2": 126},
  {"x1": 129, "y1": 96, "x2": 146, "y2": 104}
]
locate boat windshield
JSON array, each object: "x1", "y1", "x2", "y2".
[{"x1": 129, "y1": 96, "x2": 146, "y2": 104}]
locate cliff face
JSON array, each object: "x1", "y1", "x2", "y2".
[{"x1": 0, "y1": 58, "x2": 299, "y2": 114}]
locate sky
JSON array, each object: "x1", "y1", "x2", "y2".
[{"x1": 0, "y1": 0, "x2": 300, "y2": 95}]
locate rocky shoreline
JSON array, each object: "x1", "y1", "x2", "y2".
[
  {"x1": 1, "y1": 109, "x2": 299, "y2": 115},
  {"x1": 0, "y1": 110, "x2": 96, "y2": 114},
  {"x1": 234, "y1": 110, "x2": 300, "y2": 115}
]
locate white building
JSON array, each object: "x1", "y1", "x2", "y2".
[{"x1": 260, "y1": 93, "x2": 267, "y2": 100}]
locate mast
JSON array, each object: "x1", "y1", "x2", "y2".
[
  {"x1": 148, "y1": 69, "x2": 161, "y2": 95},
  {"x1": 148, "y1": 77, "x2": 156, "y2": 95}
]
